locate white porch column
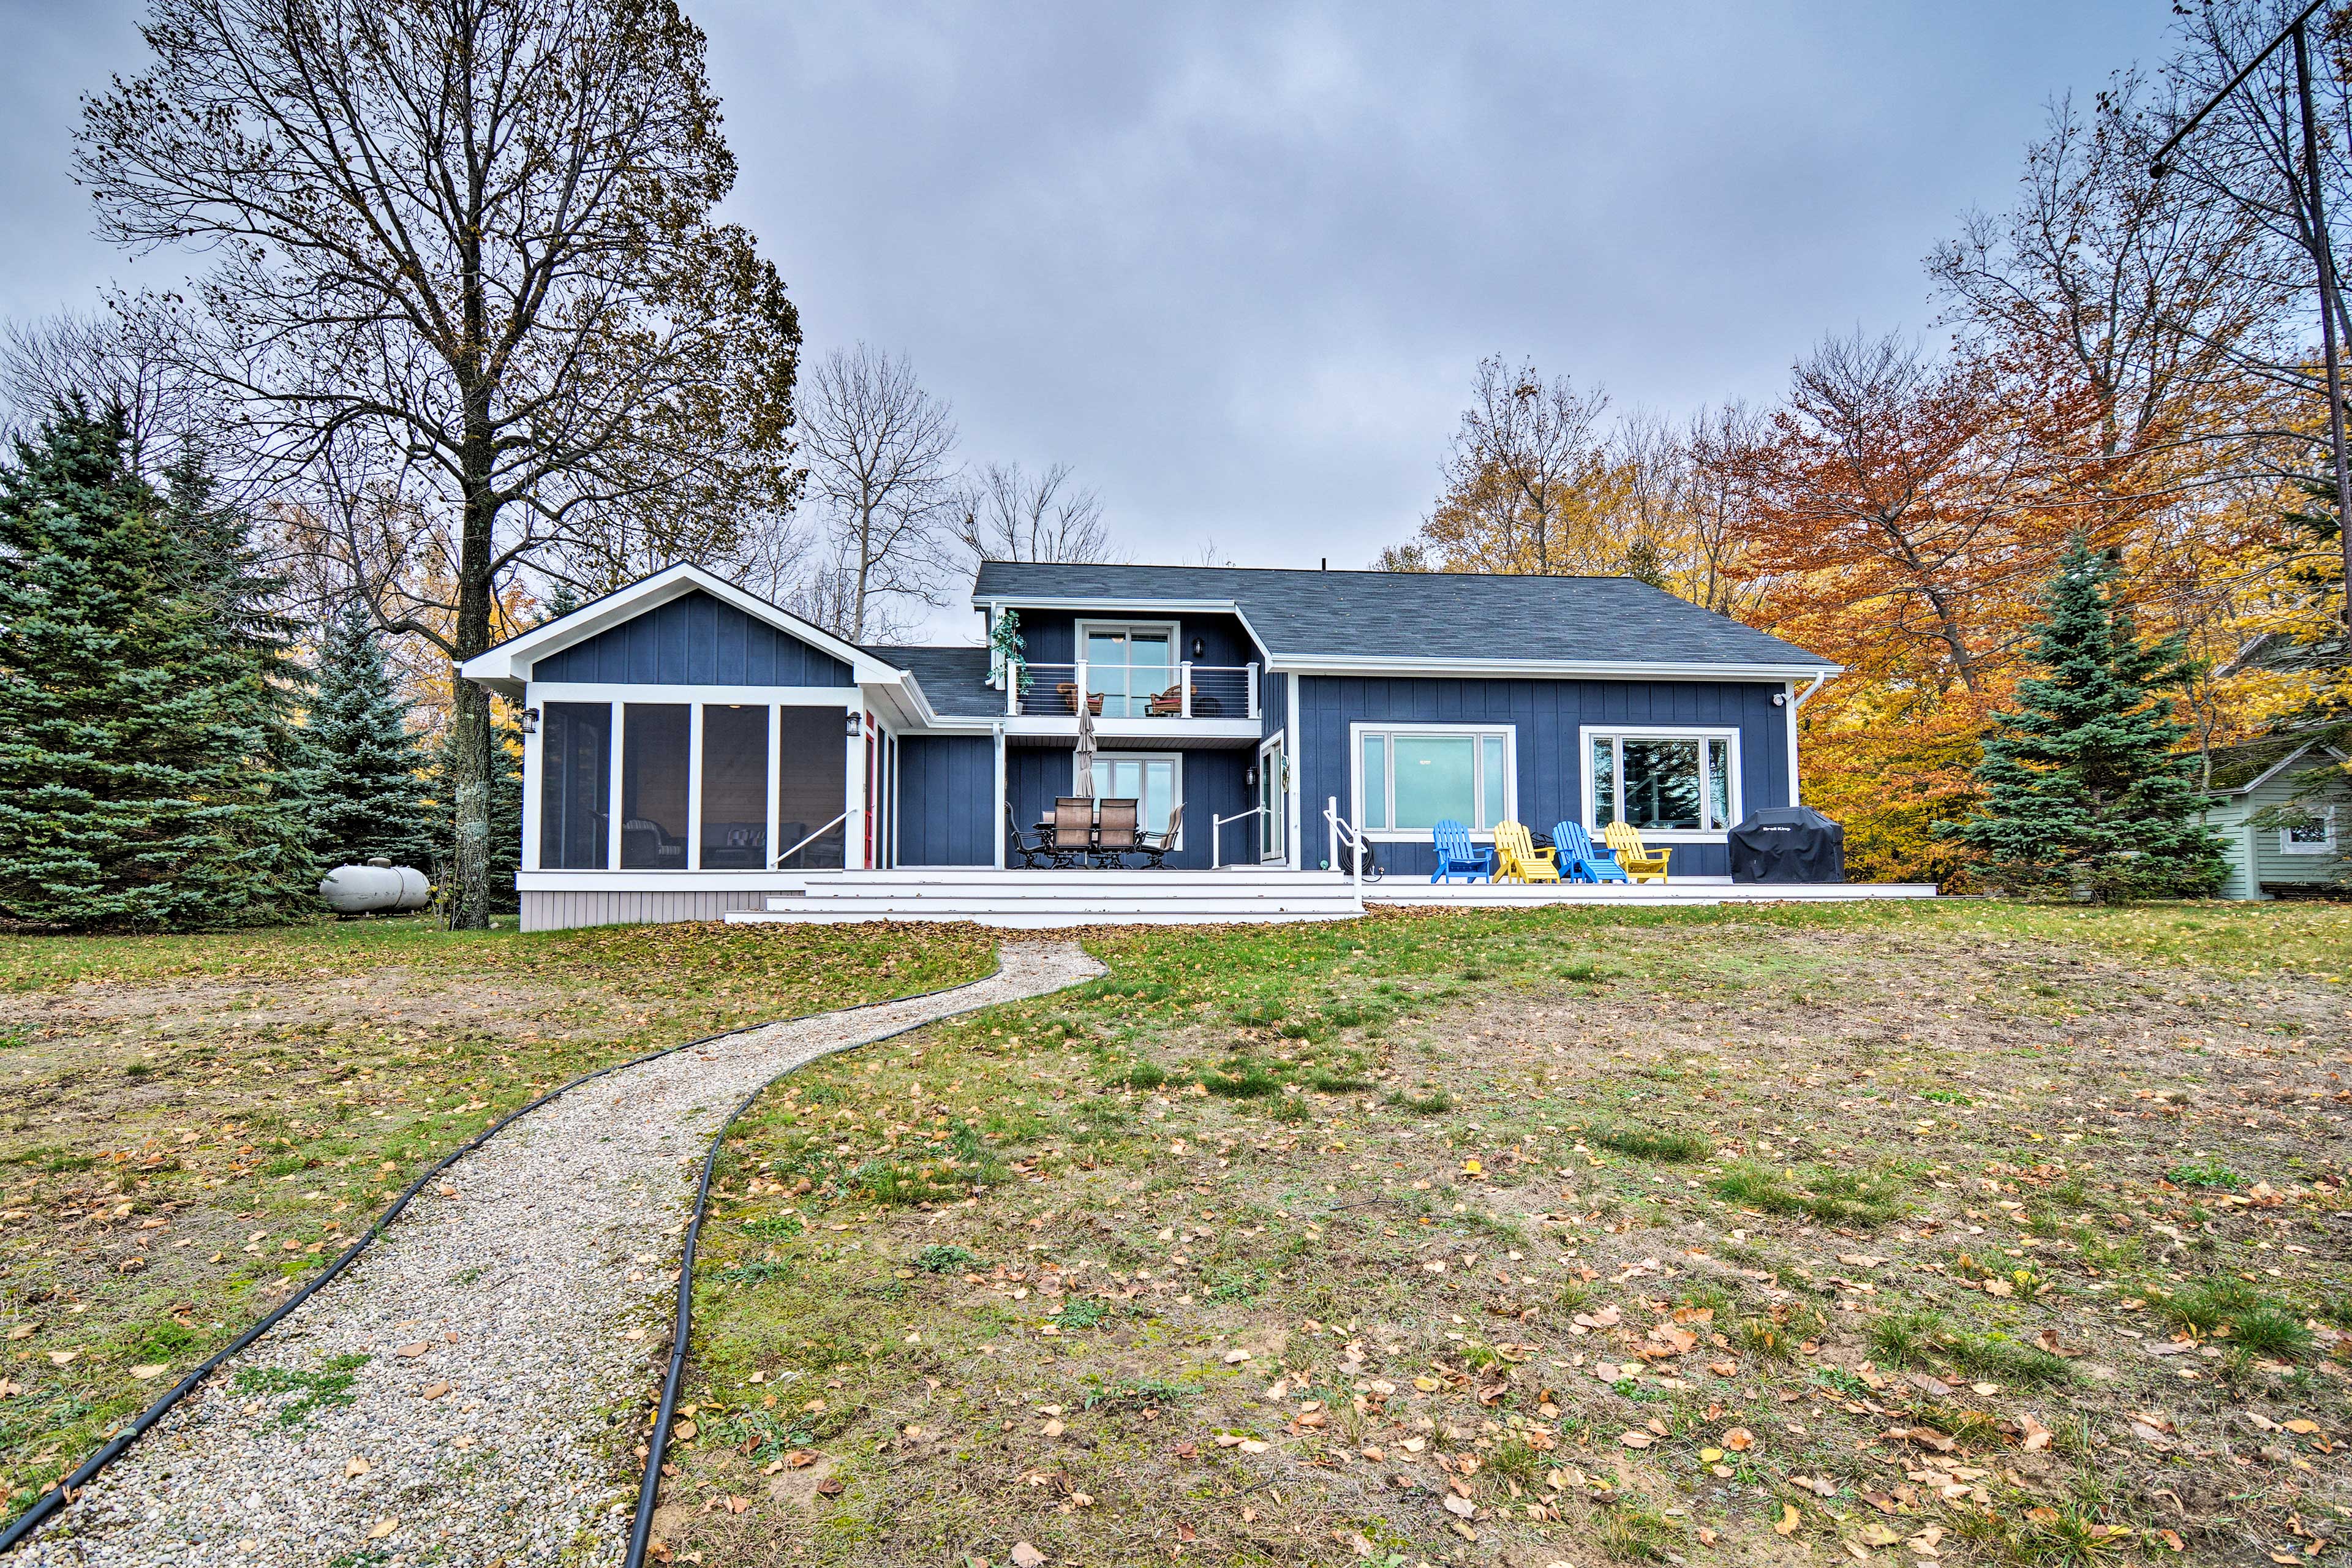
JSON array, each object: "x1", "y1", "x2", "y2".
[
  {"x1": 992, "y1": 723, "x2": 1008, "y2": 870},
  {"x1": 519, "y1": 684, "x2": 542, "y2": 872},
  {"x1": 843, "y1": 701, "x2": 866, "y2": 870}
]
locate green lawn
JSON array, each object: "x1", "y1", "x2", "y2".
[
  {"x1": 651, "y1": 900, "x2": 2351, "y2": 1568},
  {"x1": 0, "y1": 915, "x2": 997, "y2": 1524}
]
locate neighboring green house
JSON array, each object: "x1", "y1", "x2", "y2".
[{"x1": 2199, "y1": 725, "x2": 2351, "y2": 900}]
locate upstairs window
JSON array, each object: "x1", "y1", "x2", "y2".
[{"x1": 1080, "y1": 624, "x2": 1176, "y2": 718}]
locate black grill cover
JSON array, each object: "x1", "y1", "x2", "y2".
[{"x1": 1727, "y1": 807, "x2": 1845, "y2": 883}]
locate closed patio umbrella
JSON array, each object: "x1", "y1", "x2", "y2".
[{"x1": 1074, "y1": 707, "x2": 1097, "y2": 797}]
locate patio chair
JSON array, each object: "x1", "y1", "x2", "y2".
[
  {"x1": 1603, "y1": 820, "x2": 1672, "y2": 884},
  {"x1": 1005, "y1": 802, "x2": 1051, "y2": 870},
  {"x1": 1092, "y1": 797, "x2": 1141, "y2": 867},
  {"x1": 1551, "y1": 821, "x2": 1629, "y2": 883},
  {"x1": 1055, "y1": 682, "x2": 1104, "y2": 717},
  {"x1": 1134, "y1": 804, "x2": 1184, "y2": 869},
  {"x1": 1050, "y1": 797, "x2": 1096, "y2": 869},
  {"x1": 1430, "y1": 819, "x2": 1494, "y2": 883},
  {"x1": 1492, "y1": 821, "x2": 1561, "y2": 884}
]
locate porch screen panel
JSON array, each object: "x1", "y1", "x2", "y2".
[
  {"x1": 620, "y1": 704, "x2": 690, "y2": 869},
  {"x1": 775, "y1": 707, "x2": 846, "y2": 869},
  {"x1": 700, "y1": 704, "x2": 769, "y2": 869},
  {"x1": 539, "y1": 703, "x2": 611, "y2": 869}
]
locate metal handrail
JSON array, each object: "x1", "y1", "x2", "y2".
[
  {"x1": 772, "y1": 811, "x2": 848, "y2": 870},
  {"x1": 1322, "y1": 796, "x2": 1366, "y2": 904},
  {"x1": 1209, "y1": 806, "x2": 1265, "y2": 869}
]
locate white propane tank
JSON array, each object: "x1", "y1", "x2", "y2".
[
  {"x1": 393, "y1": 866, "x2": 432, "y2": 910},
  {"x1": 319, "y1": 865, "x2": 402, "y2": 913}
]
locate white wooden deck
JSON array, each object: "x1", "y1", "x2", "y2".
[{"x1": 719, "y1": 868, "x2": 1936, "y2": 928}]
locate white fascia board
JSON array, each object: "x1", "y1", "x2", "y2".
[
  {"x1": 1265, "y1": 654, "x2": 1843, "y2": 680},
  {"x1": 2218, "y1": 741, "x2": 2351, "y2": 797},
  {"x1": 460, "y1": 562, "x2": 903, "y2": 689},
  {"x1": 975, "y1": 594, "x2": 1273, "y2": 663}
]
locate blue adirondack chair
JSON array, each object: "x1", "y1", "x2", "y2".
[
  {"x1": 1430, "y1": 819, "x2": 1495, "y2": 883},
  {"x1": 1552, "y1": 821, "x2": 1629, "y2": 883}
]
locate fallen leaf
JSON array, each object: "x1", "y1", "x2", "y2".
[
  {"x1": 1722, "y1": 1427, "x2": 1753, "y2": 1452},
  {"x1": 345, "y1": 1457, "x2": 369, "y2": 1479},
  {"x1": 46, "y1": 1351, "x2": 78, "y2": 1366},
  {"x1": 4, "y1": 1325, "x2": 36, "y2": 1341},
  {"x1": 1774, "y1": 1503, "x2": 1800, "y2": 1536},
  {"x1": 1011, "y1": 1543, "x2": 1047, "y2": 1567},
  {"x1": 1442, "y1": 1494, "x2": 1476, "y2": 1518},
  {"x1": 1223, "y1": 1349, "x2": 1251, "y2": 1365},
  {"x1": 394, "y1": 1343, "x2": 430, "y2": 1359},
  {"x1": 672, "y1": 1419, "x2": 697, "y2": 1442},
  {"x1": 1699, "y1": 1447, "x2": 1724, "y2": 1463},
  {"x1": 1707, "y1": 1359, "x2": 1737, "y2": 1376},
  {"x1": 1836, "y1": 1254, "x2": 1885, "y2": 1268},
  {"x1": 368, "y1": 1519, "x2": 398, "y2": 1541},
  {"x1": 1981, "y1": 1278, "x2": 2013, "y2": 1298},
  {"x1": 2019, "y1": 1412, "x2": 2052, "y2": 1452},
  {"x1": 420, "y1": 1381, "x2": 450, "y2": 1401},
  {"x1": 1041, "y1": 1419, "x2": 1065, "y2": 1437},
  {"x1": 128, "y1": 1364, "x2": 167, "y2": 1381},
  {"x1": 2283, "y1": 1419, "x2": 2320, "y2": 1436},
  {"x1": 815, "y1": 1477, "x2": 844, "y2": 1496},
  {"x1": 1618, "y1": 1431, "x2": 1654, "y2": 1449},
  {"x1": 1238, "y1": 1439, "x2": 1268, "y2": 1454}
]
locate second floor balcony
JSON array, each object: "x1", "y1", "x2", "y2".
[{"x1": 1006, "y1": 660, "x2": 1261, "y2": 721}]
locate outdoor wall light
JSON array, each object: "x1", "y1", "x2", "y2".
[
  {"x1": 1770, "y1": 692, "x2": 1788, "y2": 707},
  {"x1": 1191, "y1": 635, "x2": 1206, "y2": 659},
  {"x1": 521, "y1": 706, "x2": 540, "y2": 733},
  {"x1": 845, "y1": 712, "x2": 863, "y2": 737},
  {"x1": 1244, "y1": 764, "x2": 1259, "y2": 788}
]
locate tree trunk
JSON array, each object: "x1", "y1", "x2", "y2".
[{"x1": 450, "y1": 406, "x2": 499, "y2": 930}]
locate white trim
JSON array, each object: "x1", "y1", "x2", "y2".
[
  {"x1": 2280, "y1": 804, "x2": 2339, "y2": 855},
  {"x1": 1784, "y1": 680, "x2": 1801, "y2": 809},
  {"x1": 1074, "y1": 619, "x2": 1182, "y2": 719},
  {"x1": 527, "y1": 681, "x2": 858, "y2": 707},
  {"x1": 979, "y1": 595, "x2": 1275, "y2": 664},
  {"x1": 2211, "y1": 741, "x2": 2352, "y2": 798},
  {"x1": 1349, "y1": 722, "x2": 1518, "y2": 843},
  {"x1": 1272, "y1": 655, "x2": 1839, "y2": 680},
  {"x1": 606, "y1": 701, "x2": 626, "y2": 871},
  {"x1": 685, "y1": 703, "x2": 706, "y2": 870},
  {"x1": 992, "y1": 724, "x2": 1008, "y2": 871},
  {"x1": 767, "y1": 704, "x2": 783, "y2": 877},
  {"x1": 521, "y1": 685, "x2": 545, "y2": 873},
  {"x1": 1286, "y1": 671, "x2": 1302, "y2": 870},
  {"x1": 1076, "y1": 749, "x2": 1185, "y2": 846},
  {"x1": 1578, "y1": 725, "x2": 1743, "y2": 842},
  {"x1": 1257, "y1": 734, "x2": 1286, "y2": 864}
]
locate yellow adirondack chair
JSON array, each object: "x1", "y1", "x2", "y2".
[
  {"x1": 1492, "y1": 821, "x2": 1561, "y2": 884},
  {"x1": 1603, "y1": 820, "x2": 1671, "y2": 883}
]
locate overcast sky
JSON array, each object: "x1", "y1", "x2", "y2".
[{"x1": 2, "y1": 1, "x2": 2180, "y2": 637}]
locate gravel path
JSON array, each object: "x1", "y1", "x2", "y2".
[{"x1": 20, "y1": 941, "x2": 1101, "y2": 1568}]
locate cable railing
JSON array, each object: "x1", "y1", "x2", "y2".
[{"x1": 1007, "y1": 660, "x2": 1260, "y2": 719}]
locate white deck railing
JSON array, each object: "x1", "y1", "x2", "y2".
[{"x1": 1008, "y1": 660, "x2": 1259, "y2": 720}]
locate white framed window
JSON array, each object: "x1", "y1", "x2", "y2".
[
  {"x1": 1581, "y1": 726, "x2": 1741, "y2": 839},
  {"x1": 1080, "y1": 752, "x2": 1182, "y2": 842},
  {"x1": 1076, "y1": 620, "x2": 1179, "y2": 718},
  {"x1": 2280, "y1": 805, "x2": 2339, "y2": 855},
  {"x1": 1352, "y1": 723, "x2": 1514, "y2": 839}
]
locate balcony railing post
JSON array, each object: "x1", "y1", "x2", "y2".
[
  {"x1": 1006, "y1": 662, "x2": 1019, "y2": 717},
  {"x1": 1076, "y1": 660, "x2": 1088, "y2": 716},
  {"x1": 1247, "y1": 663, "x2": 1261, "y2": 718},
  {"x1": 1179, "y1": 660, "x2": 1193, "y2": 717}
]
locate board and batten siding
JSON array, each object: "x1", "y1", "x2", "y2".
[
  {"x1": 894, "y1": 736, "x2": 996, "y2": 865},
  {"x1": 1297, "y1": 675, "x2": 1792, "y2": 878},
  {"x1": 530, "y1": 590, "x2": 854, "y2": 687},
  {"x1": 1004, "y1": 746, "x2": 1254, "y2": 870}
]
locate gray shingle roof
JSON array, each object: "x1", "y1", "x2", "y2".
[
  {"x1": 864, "y1": 644, "x2": 1004, "y2": 717},
  {"x1": 968, "y1": 562, "x2": 1833, "y2": 669}
]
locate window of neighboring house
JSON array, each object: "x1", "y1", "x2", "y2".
[
  {"x1": 2280, "y1": 804, "x2": 2339, "y2": 855},
  {"x1": 1079, "y1": 623, "x2": 1177, "y2": 718},
  {"x1": 1354, "y1": 726, "x2": 1513, "y2": 835},
  {"x1": 1084, "y1": 753, "x2": 1181, "y2": 839},
  {"x1": 1585, "y1": 729, "x2": 1740, "y2": 835}
]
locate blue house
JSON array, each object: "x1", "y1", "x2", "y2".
[{"x1": 461, "y1": 560, "x2": 1876, "y2": 929}]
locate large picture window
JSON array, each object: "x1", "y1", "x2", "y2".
[
  {"x1": 1083, "y1": 753, "x2": 1181, "y2": 837},
  {"x1": 700, "y1": 704, "x2": 769, "y2": 869},
  {"x1": 620, "y1": 704, "x2": 691, "y2": 868},
  {"x1": 1355, "y1": 726, "x2": 1512, "y2": 835},
  {"x1": 538, "y1": 703, "x2": 611, "y2": 869},
  {"x1": 1586, "y1": 729, "x2": 1738, "y2": 835}
]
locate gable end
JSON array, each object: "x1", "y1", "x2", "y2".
[{"x1": 529, "y1": 590, "x2": 854, "y2": 687}]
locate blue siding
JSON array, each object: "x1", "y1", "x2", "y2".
[
  {"x1": 1261, "y1": 666, "x2": 1288, "y2": 743},
  {"x1": 1006, "y1": 746, "x2": 1256, "y2": 870},
  {"x1": 1298, "y1": 676, "x2": 1790, "y2": 878},
  {"x1": 532, "y1": 591, "x2": 854, "y2": 687},
  {"x1": 895, "y1": 737, "x2": 995, "y2": 865}
]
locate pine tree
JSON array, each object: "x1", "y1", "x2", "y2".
[
  {"x1": 0, "y1": 403, "x2": 316, "y2": 928},
  {"x1": 304, "y1": 602, "x2": 437, "y2": 869},
  {"x1": 1948, "y1": 536, "x2": 2226, "y2": 899}
]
